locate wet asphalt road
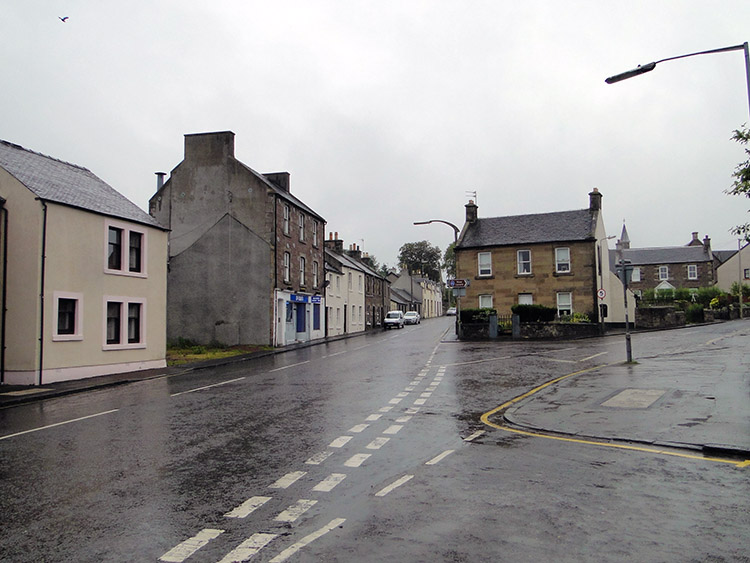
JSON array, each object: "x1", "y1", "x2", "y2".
[{"x1": 0, "y1": 319, "x2": 748, "y2": 562}]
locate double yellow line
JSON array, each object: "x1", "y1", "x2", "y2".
[{"x1": 480, "y1": 365, "x2": 750, "y2": 468}]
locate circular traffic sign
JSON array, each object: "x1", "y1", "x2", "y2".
[{"x1": 597, "y1": 288, "x2": 606, "y2": 299}]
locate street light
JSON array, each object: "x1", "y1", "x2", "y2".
[
  {"x1": 414, "y1": 218, "x2": 461, "y2": 330},
  {"x1": 605, "y1": 42, "x2": 750, "y2": 120}
]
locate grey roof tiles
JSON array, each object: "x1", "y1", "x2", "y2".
[{"x1": 0, "y1": 140, "x2": 162, "y2": 228}]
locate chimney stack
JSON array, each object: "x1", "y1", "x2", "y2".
[
  {"x1": 264, "y1": 172, "x2": 291, "y2": 193},
  {"x1": 589, "y1": 188, "x2": 602, "y2": 211},
  {"x1": 155, "y1": 172, "x2": 166, "y2": 190},
  {"x1": 324, "y1": 231, "x2": 344, "y2": 253},
  {"x1": 465, "y1": 199, "x2": 478, "y2": 224}
]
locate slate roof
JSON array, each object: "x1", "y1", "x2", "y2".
[
  {"x1": 0, "y1": 140, "x2": 162, "y2": 229},
  {"x1": 458, "y1": 208, "x2": 597, "y2": 249},
  {"x1": 609, "y1": 245, "x2": 712, "y2": 266},
  {"x1": 713, "y1": 249, "x2": 737, "y2": 265}
]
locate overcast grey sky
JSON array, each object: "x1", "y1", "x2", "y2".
[{"x1": 3, "y1": 1, "x2": 749, "y2": 268}]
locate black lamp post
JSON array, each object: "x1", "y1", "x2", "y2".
[
  {"x1": 605, "y1": 42, "x2": 750, "y2": 120},
  {"x1": 414, "y1": 218, "x2": 461, "y2": 325}
]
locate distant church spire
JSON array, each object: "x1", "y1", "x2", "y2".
[{"x1": 616, "y1": 221, "x2": 631, "y2": 252}]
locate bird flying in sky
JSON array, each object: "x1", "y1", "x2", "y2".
[{"x1": 59, "y1": 16, "x2": 69, "y2": 22}]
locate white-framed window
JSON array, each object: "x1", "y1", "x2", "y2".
[
  {"x1": 744, "y1": 268, "x2": 750, "y2": 280},
  {"x1": 478, "y1": 294, "x2": 493, "y2": 309},
  {"x1": 358, "y1": 274, "x2": 363, "y2": 292},
  {"x1": 518, "y1": 293, "x2": 533, "y2": 305},
  {"x1": 313, "y1": 220, "x2": 319, "y2": 247},
  {"x1": 282, "y1": 204, "x2": 290, "y2": 235},
  {"x1": 313, "y1": 261, "x2": 319, "y2": 288},
  {"x1": 336, "y1": 275, "x2": 341, "y2": 293},
  {"x1": 555, "y1": 247, "x2": 570, "y2": 273},
  {"x1": 299, "y1": 212, "x2": 305, "y2": 241},
  {"x1": 556, "y1": 292, "x2": 572, "y2": 316},
  {"x1": 283, "y1": 252, "x2": 291, "y2": 283},
  {"x1": 517, "y1": 250, "x2": 532, "y2": 275},
  {"x1": 103, "y1": 297, "x2": 145, "y2": 349},
  {"x1": 105, "y1": 220, "x2": 147, "y2": 277},
  {"x1": 299, "y1": 256, "x2": 306, "y2": 286},
  {"x1": 658, "y1": 265, "x2": 669, "y2": 280},
  {"x1": 631, "y1": 267, "x2": 642, "y2": 282},
  {"x1": 478, "y1": 252, "x2": 492, "y2": 276},
  {"x1": 687, "y1": 264, "x2": 698, "y2": 280},
  {"x1": 53, "y1": 291, "x2": 83, "y2": 341}
]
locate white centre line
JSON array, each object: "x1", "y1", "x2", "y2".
[
  {"x1": 218, "y1": 533, "x2": 278, "y2": 563},
  {"x1": 464, "y1": 430, "x2": 485, "y2": 442},
  {"x1": 275, "y1": 499, "x2": 317, "y2": 522},
  {"x1": 224, "y1": 496, "x2": 272, "y2": 518},
  {"x1": 312, "y1": 473, "x2": 347, "y2": 492},
  {"x1": 348, "y1": 423, "x2": 369, "y2": 433},
  {"x1": 365, "y1": 414, "x2": 382, "y2": 421},
  {"x1": 270, "y1": 361, "x2": 310, "y2": 372},
  {"x1": 426, "y1": 450, "x2": 455, "y2": 465},
  {"x1": 396, "y1": 392, "x2": 409, "y2": 398},
  {"x1": 159, "y1": 528, "x2": 224, "y2": 562},
  {"x1": 375, "y1": 475, "x2": 414, "y2": 497},
  {"x1": 413, "y1": 398, "x2": 427, "y2": 405},
  {"x1": 269, "y1": 518, "x2": 346, "y2": 563},
  {"x1": 0, "y1": 409, "x2": 119, "y2": 441},
  {"x1": 305, "y1": 451, "x2": 333, "y2": 465},
  {"x1": 366, "y1": 437, "x2": 390, "y2": 450},
  {"x1": 383, "y1": 424, "x2": 403, "y2": 435},
  {"x1": 379, "y1": 406, "x2": 394, "y2": 413},
  {"x1": 405, "y1": 407, "x2": 421, "y2": 414},
  {"x1": 395, "y1": 415, "x2": 413, "y2": 423},
  {"x1": 170, "y1": 377, "x2": 245, "y2": 397},
  {"x1": 344, "y1": 453, "x2": 371, "y2": 467},
  {"x1": 270, "y1": 471, "x2": 306, "y2": 489},
  {"x1": 388, "y1": 398, "x2": 403, "y2": 405},
  {"x1": 329, "y1": 436, "x2": 352, "y2": 448},
  {"x1": 420, "y1": 392, "x2": 432, "y2": 398}
]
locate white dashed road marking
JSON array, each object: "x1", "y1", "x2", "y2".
[
  {"x1": 464, "y1": 430, "x2": 485, "y2": 442},
  {"x1": 348, "y1": 423, "x2": 369, "y2": 433},
  {"x1": 305, "y1": 451, "x2": 333, "y2": 465},
  {"x1": 217, "y1": 533, "x2": 278, "y2": 563},
  {"x1": 344, "y1": 453, "x2": 371, "y2": 467},
  {"x1": 159, "y1": 528, "x2": 224, "y2": 562},
  {"x1": 426, "y1": 450, "x2": 455, "y2": 465},
  {"x1": 312, "y1": 473, "x2": 347, "y2": 492},
  {"x1": 375, "y1": 475, "x2": 414, "y2": 497},
  {"x1": 224, "y1": 496, "x2": 272, "y2": 518},
  {"x1": 275, "y1": 499, "x2": 317, "y2": 522},
  {"x1": 270, "y1": 471, "x2": 306, "y2": 489},
  {"x1": 366, "y1": 437, "x2": 390, "y2": 450},
  {"x1": 329, "y1": 436, "x2": 352, "y2": 448},
  {"x1": 366, "y1": 414, "x2": 382, "y2": 421},
  {"x1": 268, "y1": 518, "x2": 346, "y2": 563},
  {"x1": 383, "y1": 425, "x2": 403, "y2": 435}
]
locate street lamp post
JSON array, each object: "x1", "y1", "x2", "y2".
[
  {"x1": 605, "y1": 42, "x2": 750, "y2": 121},
  {"x1": 414, "y1": 218, "x2": 461, "y2": 329}
]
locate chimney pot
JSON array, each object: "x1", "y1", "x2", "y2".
[
  {"x1": 155, "y1": 172, "x2": 166, "y2": 190},
  {"x1": 589, "y1": 188, "x2": 602, "y2": 211}
]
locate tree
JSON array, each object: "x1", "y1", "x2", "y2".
[
  {"x1": 397, "y1": 240, "x2": 442, "y2": 281},
  {"x1": 727, "y1": 126, "x2": 750, "y2": 240},
  {"x1": 443, "y1": 242, "x2": 456, "y2": 279}
]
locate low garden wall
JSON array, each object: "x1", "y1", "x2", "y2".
[
  {"x1": 635, "y1": 306, "x2": 685, "y2": 329},
  {"x1": 519, "y1": 322, "x2": 600, "y2": 340}
]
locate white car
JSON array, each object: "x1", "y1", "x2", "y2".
[
  {"x1": 383, "y1": 310, "x2": 405, "y2": 329},
  {"x1": 404, "y1": 311, "x2": 420, "y2": 325}
]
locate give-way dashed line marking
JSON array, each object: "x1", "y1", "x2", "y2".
[
  {"x1": 170, "y1": 377, "x2": 245, "y2": 397},
  {"x1": 426, "y1": 450, "x2": 455, "y2": 465},
  {"x1": 218, "y1": 533, "x2": 278, "y2": 563},
  {"x1": 159, "y1": 528, "x2": 224, "y2": 562},
  {"x1": 0, "y1": 409, "x2": 119, "y2": 441}
]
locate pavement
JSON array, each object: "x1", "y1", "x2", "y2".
[
  {"x1": 500, "y1": 343, "x2": 750, "y2": 459},
  {"x1": 2, "y1": 325, "x2": 749, "y2": 459}
]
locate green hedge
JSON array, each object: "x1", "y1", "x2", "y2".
[
  {"x1": 459, "y1": 307, "x2": 497, "y2": 323},
  {"x1": 511, "y1": 304, "x2": 557, "y2": 323}
]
